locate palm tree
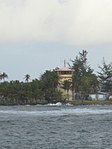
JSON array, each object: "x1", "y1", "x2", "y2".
[
  {"x1": 24, "y1": 74, "x2": 31, "y2": 82},
  {"x1": 61, "y1": 80, "x2": 72, "y2": 100},
  {"x1": 0, "y1": 72, "x2": 8, "y2": 81}
]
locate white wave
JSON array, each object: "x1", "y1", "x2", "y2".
[
  {"x1": 66, "y1": 103, "x2": 73, "y2": 106},
  {"x1": 47, "y1": 102, "x2": 62, "y2": 106},
  {"x1": 0, "y1": 110, "x2": 37, "y2": 115},
  {"x1": 0, "y1": 108, "x2": 112, "y2": 116},
  {"x1": 69, "y1": 108, "x2": 112, "y2": 115}
]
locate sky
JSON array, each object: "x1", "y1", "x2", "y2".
[{"x1": 0, "y1": 0, "x2": 112, "y2": 81}]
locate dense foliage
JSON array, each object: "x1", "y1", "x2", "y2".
[
  {"x1": 72, "y1": 50, "x2": 98, "y2": 97},
  {"x1": 0, "y1": 71, "x2": 62, "y2": 105},
  {"x1": 98, "y1": 58, "x2": 112, "y2": 94}
]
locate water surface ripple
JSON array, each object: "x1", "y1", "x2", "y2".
[{"x1": 0, "y1": 105, "x2": 112, "y2": 149}]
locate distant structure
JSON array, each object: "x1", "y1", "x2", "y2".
[{"x1": 55, "y1": 60, "x2": 74, "y2": 101}]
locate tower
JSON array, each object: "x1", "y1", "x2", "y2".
[{"x1": 55, "y1": 61, "x2": 74, "y2": 101}]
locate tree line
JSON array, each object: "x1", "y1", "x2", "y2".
[
  {"x1": 0, "y1": 50, "x2": 112, "y2": 105},
  {"x1": 72, "y1": 50, "x2": 112, "y2": 100}
]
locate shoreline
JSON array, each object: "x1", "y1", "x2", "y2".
[
  {"x1": 70, "y1": 100, "x2": 112, "y2": 105},
  {"x1": 0, "y1": 100, "x2": 112, "y2": 106}
]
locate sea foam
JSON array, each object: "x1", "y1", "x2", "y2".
[{"x1": 0, "y1": 107, "x2": 112, "y2": 116}]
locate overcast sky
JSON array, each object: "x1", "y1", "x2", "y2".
[{"x1": 0, "y1": 0, "x2": 112, "y2": 81}]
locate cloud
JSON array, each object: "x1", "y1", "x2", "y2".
[{"x1": 0, "y1": 0, "x2": 112, "y2": 45}]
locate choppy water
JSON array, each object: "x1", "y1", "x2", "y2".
[{"x1": 0, "y1": 104, "x2": 112, "y2": 149}]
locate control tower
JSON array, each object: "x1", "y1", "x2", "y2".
[{"x1": 55, "y1": 60, "x2": 74, "y2": 101}]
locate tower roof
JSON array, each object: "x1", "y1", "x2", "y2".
[{"x1": 55, "y1": 67, "x2": 74, "y2": 72}]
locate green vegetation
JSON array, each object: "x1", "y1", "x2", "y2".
[
  {"x1": 98, "y1": 58, "x2": 112, "y2": 93},
  {"x1": 0, "y1": 72, "x2": 8, "y2": 81},
  {"x1": 0, "y1": 70, "x2": 62, "y2": 105},
  {"x1": 61, "y1": 80, "x2": 72, "y2": 100},
  {"x1": 0, "y1": 50, "x2": 112, "y2": 105},
  {"x1": 71, "y1": 99, "x2": 112, "y2": 105},
  {"x1": 71, "y1": 50, "x2": 99, "y2": 97}
]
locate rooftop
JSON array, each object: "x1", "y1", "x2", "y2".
[{"x1": 55, "y1": 67, "x2": 74, "y2": 72}]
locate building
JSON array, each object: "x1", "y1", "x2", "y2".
[
  {"x1": 55, "y1": 61, "x2": 74, "y2": 101},
  {"x1": 89, "y1": 92, "x2": 109, "y2": 100}
]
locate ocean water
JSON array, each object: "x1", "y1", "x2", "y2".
[{"x1": 0, "y1": 104, "x2": 112, "y2": 149}]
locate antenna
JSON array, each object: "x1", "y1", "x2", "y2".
[{"x1": 64, "y1": 60, "x2": 66, "y2": 67}]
